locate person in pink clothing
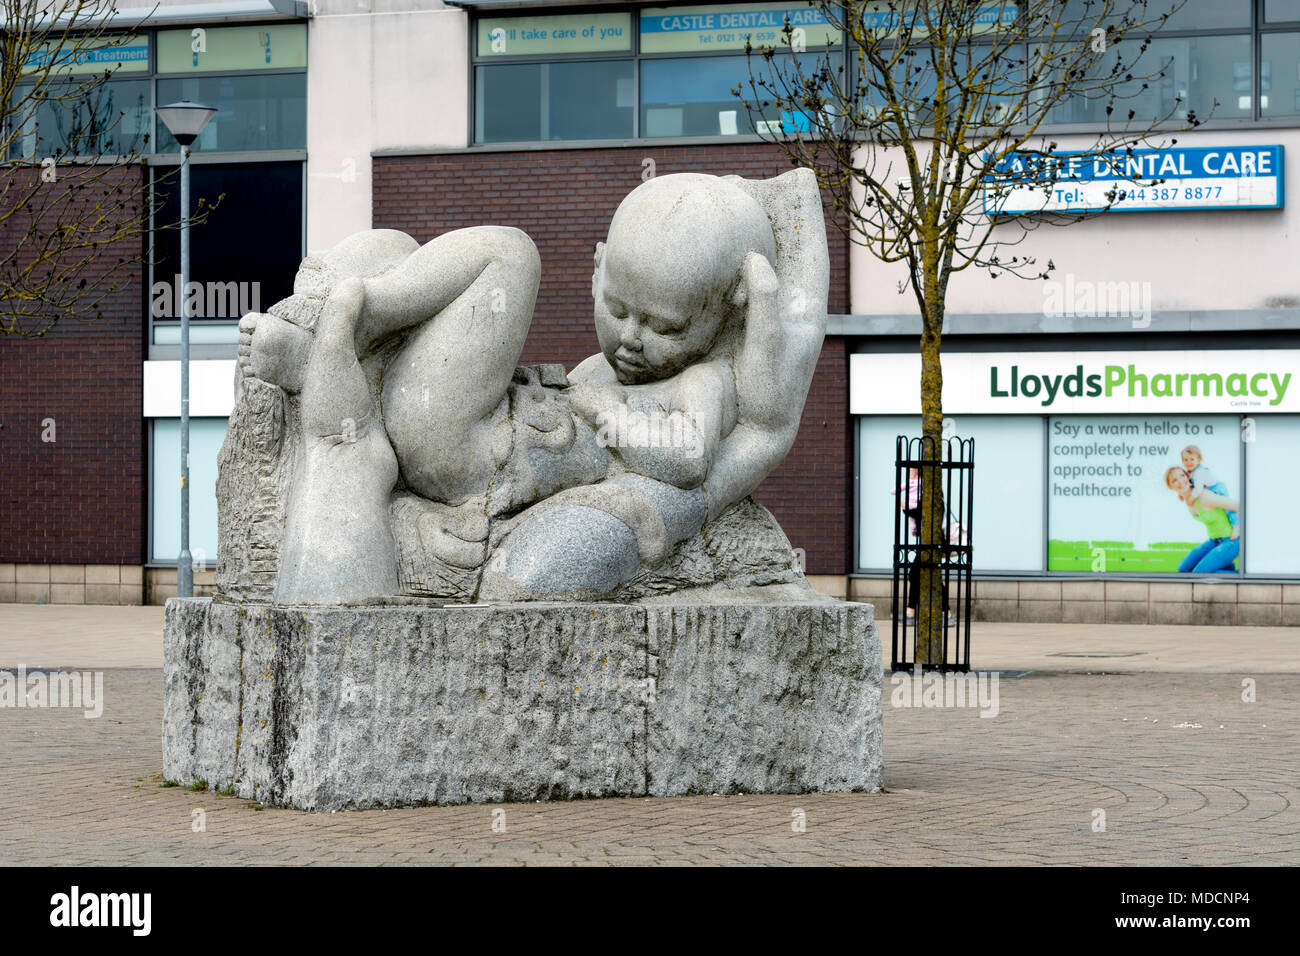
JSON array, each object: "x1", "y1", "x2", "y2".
[
  {"x1": 891, "y1": 467, "x2": 922, "y2": 538},
  {"x1": 892, "y1": 466, "x2": 951, "y2": 622}
]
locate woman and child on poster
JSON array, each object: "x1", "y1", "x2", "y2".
[
  {"x1": 889, "y1": 441, "x2": 1241, "y2": 581},
  {"x1": 1164, "y1": 444, "x2": 1242, "y2": 573}
]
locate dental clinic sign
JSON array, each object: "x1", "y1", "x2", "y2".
[
  {"x1": 985, "y1": 146, "x2": 1284, "y2": 214},
  {"x1": 850, "y1": 350, "x2": 1300, "y2": 414}
]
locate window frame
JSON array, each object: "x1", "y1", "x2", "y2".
[
  {"x1": 467, "y1": 1, "x2": 1300, "y2": 148},
  {"x1": 145, "y1": 151, "x2": 308, "y2": 361},
  {"x1": 134, "y1": 20, "x2": 309, "y2": 361},
  {"x1": 468, "y1": 1, "x2": 848, "y2": 146}
]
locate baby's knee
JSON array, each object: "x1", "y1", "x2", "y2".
[
  {"x1": 479, "y1": 505, "x2": 640, "y2": 601},
  {"x1": 481, "y1": 225, "x2": 541, "y2": 274}
]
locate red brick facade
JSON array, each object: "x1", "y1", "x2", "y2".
[
  {"x1": 373, "y1": 144, "x2": 852, "y2": 574},
  {"x1": 0, "y1": 166, "x2": 147, "y2": 564}
]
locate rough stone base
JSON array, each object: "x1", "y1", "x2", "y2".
[{"x1": 163, "y1": 598, "x2": 881, "y2": 810}]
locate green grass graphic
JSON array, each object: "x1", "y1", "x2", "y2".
[{"x1": 1047, "y1": 539, "x2": 1237, "y2": 573}]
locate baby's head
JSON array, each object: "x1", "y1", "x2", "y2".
[
  {"x1": 594, "y1": 173, "x2": 776, "y2": 384},
  {"x1": 1180, "y1": 445, "x2": 1203, "y2": 472}
]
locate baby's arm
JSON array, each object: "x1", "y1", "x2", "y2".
[{"x1": 570, "y1": 364, "x2": 726, "y2": 489}]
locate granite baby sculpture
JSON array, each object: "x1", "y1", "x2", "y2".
[
  {"x1": 220, "y1": 168, "x2": 829, "y2": 605},
  {"x1": 171, "y1": 171, "x2": 885, "y2": 810}
]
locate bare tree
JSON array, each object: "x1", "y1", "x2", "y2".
[
  {"x1": 739, "y1": 0, "x2": 1198, "y2": 663},
  {"x1": 1, "y1": 0, "x2": 202, "y2": 337}
]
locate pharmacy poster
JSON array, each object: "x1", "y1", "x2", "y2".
[{"x1": 1047, "y1": 415, "x2": 1241, "y2": 573}]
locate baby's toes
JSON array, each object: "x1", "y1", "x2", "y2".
[
  {"x1": 243, "y1": 312, "x2": 313, "y2": 394},
  {"x1": 237, "y1": 312, "x2": 258, "y2": 375}
]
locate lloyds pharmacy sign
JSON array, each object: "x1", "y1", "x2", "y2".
[
  {"x1": 850, "y1": 351, "x2": 1300, "y2": 415},
  {"x1": 984, "y1": 145, "x2": 1284, "y2": 214}
]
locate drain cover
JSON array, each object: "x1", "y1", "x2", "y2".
[{"x1": 1046, "y1": 652, "x2": 1147, "y2": 659}]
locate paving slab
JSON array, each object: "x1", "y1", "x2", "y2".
[{"x1": 0, "y1": 668, "x2": 1294, "y2": 865}]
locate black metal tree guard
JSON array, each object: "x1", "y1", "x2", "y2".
[{"x1": 891, "y1": 435, "x2": 974, "y2": 672}]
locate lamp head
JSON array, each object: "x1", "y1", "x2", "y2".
[{"x1": 155, "y1": 101, "x2": 218, "y2": 147}]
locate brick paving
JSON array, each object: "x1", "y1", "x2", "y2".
[{"x1": 2, "y1": 664, "x2": 1295, "y2": 865}]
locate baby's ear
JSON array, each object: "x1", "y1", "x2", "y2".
[
  {"x1": 729, "y1": 269, "x2": 748, "y2": 310},
  {"x1": 732, "y1": 251, "x2": 778, "y2": 313}
]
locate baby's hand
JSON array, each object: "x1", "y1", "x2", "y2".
[{"x1": 565, "y1": 381, "x2": 626, "y2": 425}]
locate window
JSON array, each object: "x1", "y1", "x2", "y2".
[
  {"x1": 476, "y1": 60, "x2": 634, "y2": 142},
  {"x1": 473, "y1": 2, "x2": 1300, "y2": 142},
  {"x1": 151, "y1": 161, "x2": 303, "y2": 332},
  {"x1": 113, "y1": 23, "x2": 310, "y2": 348},
  {"x1": 8, "y1": 34, "x2": 151, "y2": 159},
  {"x1": 1266, "y1": 0, "x2": 1300, "y2": 20},
  {"x1": 1261, "y1": 33, "x2": 1300, "y2": 116},
  {"x1": 1144, "y1": 0, "x2": 1251, "y2": 32},
  {"x1": 1245, "y1": 415, "x2": 1300, "y2": 574},
  {"x1": 8, "y1": 78, "x2": 151, "y2": 158},
  {"x1": 641, "y1": 52, "x2": 823, "y2": 136},
  {"x1": 8, "y1": 25, "x2": 308, "y2": 158},
  {"x1": 856, "y1": 410, "x2": 1297, "y2": 577},
  {"x1": 474, "y1": 10, "x2": 633, "y2": 142},
  {"x1": 154, "y1": 24, "x2": 307, "y2": 151},
  {"x1": 857, "y1": 416, "x2": 1044, "y2": 573},
  {"x1": 1049, "y1": 34, "x2": 1252, "y2": 125},
  {"x1": 155, "y1": 73, "x2": 307, "y2": 151},
  {"x1": 151, "y1": 418, "x2": 228, "y2": 564},
  {"x1": 472, "y1": 3, "x2": 843, "y2": 143},
  {"x1": 1049, "y1": 1, "x2": 1295, "y2": 126},
  {"x1": 155, "y1": 24, "x2": 307, "y2": 73}
]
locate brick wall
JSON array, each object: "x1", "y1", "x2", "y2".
[
  {"x1": 0, "y1": 165, "x2": 146, "y2": 564},
  {"x1": 373, "y1": 144, "x2": 851, "y2": 574}
]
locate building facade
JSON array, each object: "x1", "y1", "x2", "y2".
[{"x1": 3, "y1": 0, "x2": 1298, "y2": 624}]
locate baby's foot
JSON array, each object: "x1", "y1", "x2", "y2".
[
  {"x1": 238, "y1": 311, "x2": 313, "y2": 393},
  {"x1": 414, "y1": 497, "x2": 489, "y2": 570}
]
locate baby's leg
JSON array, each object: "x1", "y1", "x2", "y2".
[
  {"x1": 479, "y1": 475, "x2": 707, "y2": 601},
  {"x1": 276, "y1": 278, "x2": 402, "y2": 604},
  {"x1": 372, "y1": 226, "x2": 541, "y2": 504}
]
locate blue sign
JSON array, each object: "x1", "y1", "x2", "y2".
[
  {"x1": 25, "y1": 44, "x2": 149, "y2": 72},
  {"x1": 985, "y1": 145, "x2": 1285, "y2": 214}
]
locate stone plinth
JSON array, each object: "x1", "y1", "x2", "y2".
[{"x1": 163, "y1": 598, "x2": 881, "y2": 810}]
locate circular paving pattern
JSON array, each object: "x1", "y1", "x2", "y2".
[{"x1": 0, "y1": 670, "x2": 1295, "y2": 865}]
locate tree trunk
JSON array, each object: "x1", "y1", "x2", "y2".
[{"x1": 917, "y1": 269, "x2": 946, "y2": 669}]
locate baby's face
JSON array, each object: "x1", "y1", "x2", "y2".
[
  {"x1": 1181, "y1": 451, "x2": 1199, "y2": 471},
  {"x1": 594, "y1": 247, "x2": 727, "y2": 385}
]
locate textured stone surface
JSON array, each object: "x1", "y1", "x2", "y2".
[
  {"x1": 163, "y1": 597, "x2": 880, "y2": 810},
  {"x1": 215, "y1": 377, "x2": 298, "y2": 602},
  {"x1": 646, "y1": 603, "x2": 881, "y2": 797}
]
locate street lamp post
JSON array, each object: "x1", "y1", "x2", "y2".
[{"x1": 155, "y1": 101, "x2": 217, "y2": 598}]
